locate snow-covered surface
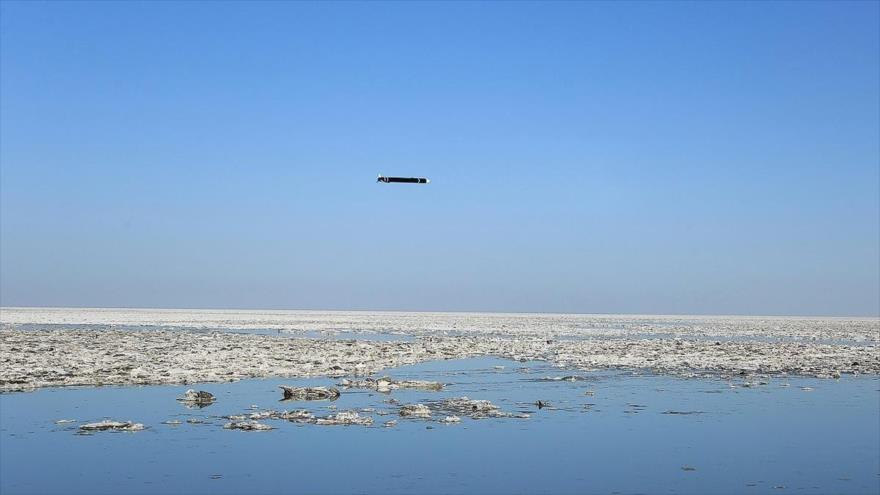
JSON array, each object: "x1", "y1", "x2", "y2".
[
  {"x1": 2, "y1": 307, "x2": 878, "y2": 342},
  {"x1": 1, "y1": 307, "x2": 877, "y2": 392}
]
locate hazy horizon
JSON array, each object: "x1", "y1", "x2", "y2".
[
  {"x1": 1, "y1": 305, "x2": 877, "y2": 319},
  {"x1": 2, "y1": 2, "x2": 878, "y2": 317}
]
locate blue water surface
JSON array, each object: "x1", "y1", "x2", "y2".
[{"x1": 1, "y1": 358, "x2": 878, "y2": 495}]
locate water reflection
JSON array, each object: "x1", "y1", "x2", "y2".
[{"x1": 1, "y1": 357, "x2": 878, "y2": 495}]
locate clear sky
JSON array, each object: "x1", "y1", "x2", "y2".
[{"x1": 1, "y1": 1, "x2": 878, "y2": 316}]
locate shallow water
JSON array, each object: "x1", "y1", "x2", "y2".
[{"x1": 1, "y1": 357, "x2": 878, "y2": 495}]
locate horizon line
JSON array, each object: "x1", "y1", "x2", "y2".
[{"x1": 1, "y1": 305, "x2": 878, "y2": 320}]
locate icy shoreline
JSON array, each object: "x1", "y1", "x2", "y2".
[
  {"x1": 2, "y1": 307, "x2": 878, "y2": 343},
  {"x1": 2, "y1": 325, "x2": 877, "y2": 392}
]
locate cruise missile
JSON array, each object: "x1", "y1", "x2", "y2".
[{"x1": 377, "y1": 174, "x2": 430, "y2": 184}]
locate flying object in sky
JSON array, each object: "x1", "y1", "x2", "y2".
[{"x1": 377, "y1": 174, "x2": 430, "y2": 184}]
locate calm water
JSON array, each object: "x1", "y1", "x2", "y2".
[{"x1": 1, "y1": 357, "x2": 878, "y2": 495}]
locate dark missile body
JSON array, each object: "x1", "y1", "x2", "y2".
[{"x1": 377, "y1": 175, "x2": 430, "y2": 184}]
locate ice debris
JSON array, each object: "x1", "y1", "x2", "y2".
[
  {"x1": 338, "y1": 376, "x2": 443, "y2": 392},
  {"x1": 176, "y1": 389, "x2": 215, "y2": 407},
  {"x1": 315, "y1": 410, "x2": 373, "y2": 426},
  {"x1": 427, "y1": 396, "x2": 520, "y2": 419},
  {"x1": 279, "y1": 386, "x2": 340, "y2": 401},
  {"x1": 399, "y1": 403, "x2": 432, "y2": 418},
  {"x1": 223, "y1": 421, "x2": 273, "y2": 431},
  {"x1": 2, "y1": 312, "x2": 877, "y2": 393},
  {"x1": 243, "y1": 409, "x2": 315, "y2": 422},
  {"x1": 79, "y1": 420, "x2": 144, "y2": 432}
]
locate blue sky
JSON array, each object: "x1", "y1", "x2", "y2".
[{"x1": 1, "y1": 1, "x2": 878, "y2": 316}]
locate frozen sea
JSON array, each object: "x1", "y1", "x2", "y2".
[{"x1": 2, "y1": 356, "x2": 878, "y2": 495}]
